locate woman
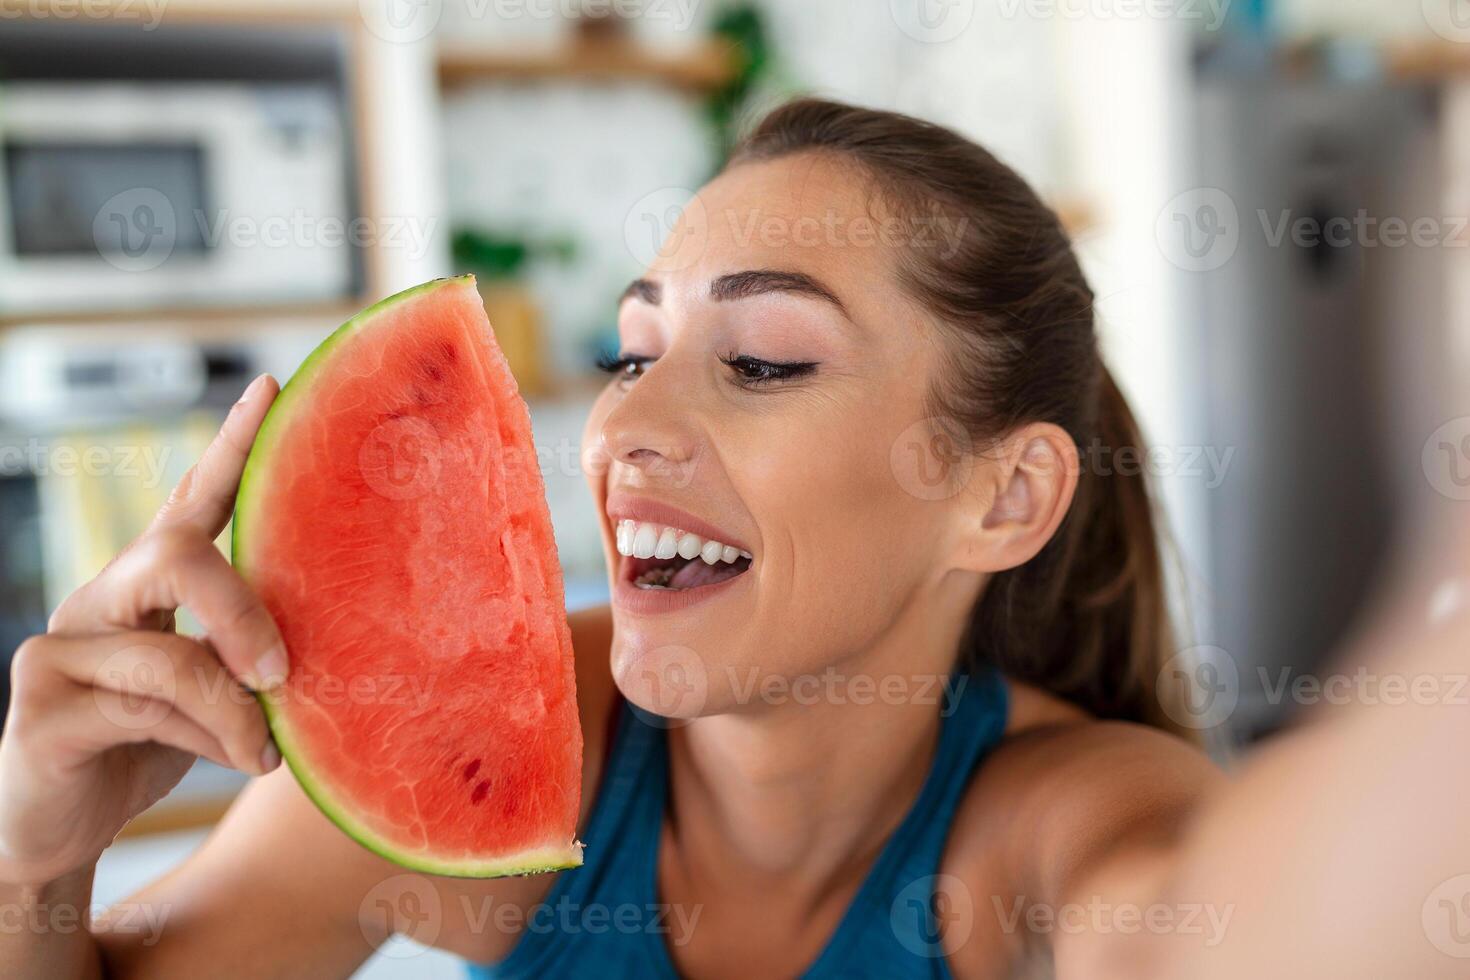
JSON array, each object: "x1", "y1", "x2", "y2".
[{"x1": 0, "y1": 99, "x2": 1465, "y2": 979}]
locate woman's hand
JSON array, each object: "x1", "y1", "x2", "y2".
[{"x1": 0, "y1": 375, "x2": 286, "y2": 887}]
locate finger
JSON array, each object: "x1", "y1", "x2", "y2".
[
  {"x1": 80, "y1": 689, "x2": 234, "y2": 770},
  {"x1": 62, "y1": 527, "x2": 288, "y2": 691},
  {"x1": 44, "y1": 631, "x2": 277, "y2": 775},
  {"x1": 10, "y1": 638, "x2": 234, "y2": 770},
  {"x1": 150, "y1": 373, "x2": 278, "y2": 538}
]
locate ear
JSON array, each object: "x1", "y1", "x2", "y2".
[{"x1": 948, "y1": 422, "x2": 1080, "y2": 574}]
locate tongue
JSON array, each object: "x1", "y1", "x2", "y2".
[{"x1": 668, "y1": 556, "x2": 746, "y2": 590}]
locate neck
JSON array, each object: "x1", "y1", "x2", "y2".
[{"x1": 663, "y1": 569, "x2": 982, "y2": 896}]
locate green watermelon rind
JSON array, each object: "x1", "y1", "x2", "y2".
[{"x1": 232, "y1": 275, "x2": 584, "y2": 879}]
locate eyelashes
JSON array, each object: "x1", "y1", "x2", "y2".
[
  {"x1": 595, "y1": 352, "x2": 818, "y2": 388},
  {"x1": 594, "y1": 352, "x2": 649, "y2": 382},
  {"x1": 716, "y1": 353, "x2": 817, "y2": 385}
]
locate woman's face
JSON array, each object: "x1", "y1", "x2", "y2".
[{"x1": 583, "y1": 153, "x2": 986, "y2": 720}]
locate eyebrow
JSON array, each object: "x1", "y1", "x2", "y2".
[
  {"x1": 710, "y1": 270, "x2": 848, "y2": 316},
  {"x1": 617, "y1": 270, "x2": 850, "y2": 318},
  {"x1": 620, "y1": 278, "x2": 662, "y2": 306}
]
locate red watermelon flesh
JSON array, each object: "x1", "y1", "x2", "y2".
[{"x1": 232, "y1": 276, "x2": 583, "y2": 877}]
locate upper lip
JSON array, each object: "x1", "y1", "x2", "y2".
[{"x1": 604, "y1": 493, "x2": 752, "y2": 554}]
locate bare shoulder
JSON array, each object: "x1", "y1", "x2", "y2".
[
  {"x1": 940, "y1": 680, "x2": 1224, "y2": 975},
  {"x1": 961, "y1": 679, "x2": 1222, "y2": 863}
]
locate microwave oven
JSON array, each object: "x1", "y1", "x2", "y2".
[{"x1": 0, "y1": 81, "x2": 359, "y2": 316}]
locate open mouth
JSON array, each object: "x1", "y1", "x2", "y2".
[{"x1": 614, "y1": 520, "x2": 753, "y2": 591}]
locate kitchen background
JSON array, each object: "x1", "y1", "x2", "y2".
[{"x1": 1, "y1": 0, "x2": 1468, "y2": 975}]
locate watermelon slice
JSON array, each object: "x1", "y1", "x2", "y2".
[{"x1": 232, "y1": 276, "x2": 583, "y2": 878}]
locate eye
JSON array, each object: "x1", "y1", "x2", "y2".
[
  {"x1": 718, "y1": 353, "x2": 818, "y2": 387},
  {"x1": 595, "y1": 352, "x2": 654, "y2": 384}
]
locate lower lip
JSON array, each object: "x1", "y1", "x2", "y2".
[{"x1": 611, "y1": 557, "x2": 751, "y2": 614}]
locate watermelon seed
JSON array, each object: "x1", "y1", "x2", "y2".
[
  {"x1": 463, "y1": 759, "x2": 481, "y2": 781},
  {"x1": 471, "y1": 780, "x2": 490, "y2": 804}
]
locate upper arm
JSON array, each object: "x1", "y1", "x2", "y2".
[
  {"x1": 96, "y1": 605, "x2": 619, "y2": 978},
  {"x1": 946, "y1": 717, "x2": 1223, "y2": 979}
]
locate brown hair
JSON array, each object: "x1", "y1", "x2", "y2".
[{"x1": 731, "y1": 98, "x2": 1184, "y2": 734}]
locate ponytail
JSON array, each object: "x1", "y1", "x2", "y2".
[{"x1": 960, "y1": 365, "x2": 1182, "y2": 735}]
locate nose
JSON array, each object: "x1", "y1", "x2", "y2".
[{"x1": 597, "y1": 365, "x2": 699, "y2": 483}]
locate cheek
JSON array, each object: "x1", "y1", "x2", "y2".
[{"x1": 733, "y1": 403, "x2": 945, "y2": 616}]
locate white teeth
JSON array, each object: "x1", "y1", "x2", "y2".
[
  {"x1": 612, "y1": 517, "x2": 753, "y2": 567},
  {"x1": 632, "y1": 523, "x2": 658, "y2": 560}
]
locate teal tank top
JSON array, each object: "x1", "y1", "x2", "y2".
[{"x1": 466, "y1": 669, "x2": 1009, "y2": 979}]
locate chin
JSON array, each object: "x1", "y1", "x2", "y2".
[{"x1": 609, "y1": 631, "x2": 717, "y2": 722}]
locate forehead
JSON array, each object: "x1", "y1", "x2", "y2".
[{"x1": 648, "y1": 153, "x2": 907, "y2": 298}]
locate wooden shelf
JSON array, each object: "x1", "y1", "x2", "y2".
[
  {"x1": 438, "y1": 37, "x2": 742, "y2": 94},
  {"x1": 1277, "y1": 39, "x2": 1470, "y2": 84},
  {"x1": 1382, "y1": 40, "x2": 1470, "y2": 82}
]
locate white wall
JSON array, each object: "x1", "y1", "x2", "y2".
[
  {"x1": 1053, "y1": 15, "x2": 1212, "y2": 636},
  {"x1": 435, "y1": 0, "x2": 1212, "y2": 629}
]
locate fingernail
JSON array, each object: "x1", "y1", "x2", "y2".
[
  {"x1": 252, "y1": 646, "x2": 289, "y2": 690},
  {"x1": 235, "y1": 374, "x2": 270, "y2": 409},
  {"x1": 260, "y1": 740, "x2": 281, "y2": 773}
]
